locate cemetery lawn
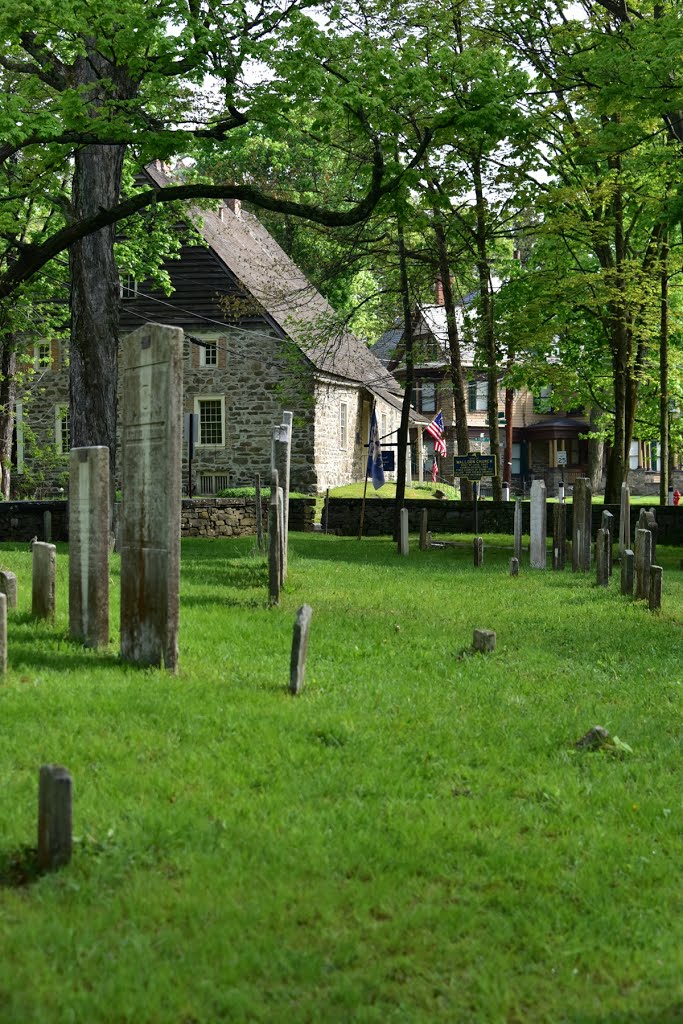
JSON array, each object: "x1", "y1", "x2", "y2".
[{"x1": 1, "y1": 535, "x2": 683, "y2": 1023}]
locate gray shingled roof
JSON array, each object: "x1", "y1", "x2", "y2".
[{"x1": 143, "y1": 163, "x2": 400, "y2": 395}]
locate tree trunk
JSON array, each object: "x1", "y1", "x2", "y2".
[
  {"x1": 659, "y1": 235, "x2": 669, "y2": 505},
  {"x1": 472, "y1": 156, "x2": 502, "y2": 500},
  {"x1": 0, "y1": 335, "x2": 16, "y2": 499},
  {"x1": 432, "y1": 219, "x2": 471, "y2": 501},
  {"x1": 69, "y1": 142, "x2": 125, "y2": 491},
  {"x1": 587, "y1": 406, "x2": 604, "y2": 494},
  {"x1": 395, "y1": 222, "x2": 414, "y2": 543}
]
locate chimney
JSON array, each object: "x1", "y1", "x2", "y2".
[{"x1": 226, "y1": 198, "x2": 241, "y2": 218}]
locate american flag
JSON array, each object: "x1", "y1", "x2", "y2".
[
  {"x1": 431, "y1": 458, "x2": 439, "y2": 482},
  {"x1": 425, "y1": 411, "x2": 447, "y2": 457}
]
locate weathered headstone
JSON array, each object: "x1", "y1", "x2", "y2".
[
  {"x1": 473, "y1": 628, "x2": 496, "y2": 653},
  {"x1": 649, "y1": 565, "x2": 662, "y2": 612},
  {"x1": 638, "y1": 508, "x2": 657, "y2": 566},
  {"x1": 268, "y1": 470, "x2": 280, "y2": 605},
  {"x1": 572, "y1": 478, "x2": 592, "y2": 572},
  {"x1": 119, "y1": 323, "x2": 183, "y2": 670},
  {"x1": 290, "y1": 604, "x2": 313, "y2": 695},
  {"x1": 619, "y1": 482, "x2": 630, "y2": 560},
  {"x1": 552, "y1": 503, "x2": 566, "y2": 571},
  {"x1": 513, "y1": 499, "x2": 523, "y2": 561},
  {"x1": 596, "y1": 528, "x2": 608, "y2": 586},
  {"x1": 255, "y1": 474, "x2": 264, "y2": 553},
  {"x1": 635, "y1": 528, "x2": 652, "y2": 600},
  {"x1": 399, "y1": 507, "x2": 409, "y2": 556},
  {"x1": 282, "y1": 411, "x2": 293, "y2": 539},
  {"x1": 530, "y1": 479, "x2": 547, "y2": 569},
  {"x1": 0, "y1": 570, "x2": 17, "y2": 609},
  {"x1": 473, "y1": 536, "x2": 484, "y2": 567},
  {"x1": 621, "y1": 549, "x2": 634, "y2": 596},
  {"x1": 277, "y1": 486, "x2": 285, "y2": 583},
  {"x1": 601, "y1": 509, "x2": 614, "y2": 577},
  {"x1": 426, "y1": 531, "x2": 432, "y2": 549},
  {"x1": 43, "y1": 510, "x2": 52, "y2": 543},
  {"x1": 37, "y1": 764, "x2": 72, "y2": 871},
  {"x1": 32, "y1": 542, "x2": 56, "y2": 620},
  {"x1": 419, "y1": 509, "x2": 428, "y2": 551},
  {"x1": 69, "y1": 446, "x2": 110, "y2": 648},
  {"x1": 0, "y1": 593, "x2": 6, "y2": 674},
  {"x1": 510, "y1": 556, "x2": 519, "y2": 576}
]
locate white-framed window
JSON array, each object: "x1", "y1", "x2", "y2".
[
  {"x1": 468, "y1": 379, "x2": 488, "y2": 412},
  {"x1": 194, "y1": 396, "x2": 225, "y2": 447},
  {"x1": 381, "y1": 412, "x2": 387, "y2": 440},
  {"x1": 200, "y1": 342, "x2": 218, "y2": 367},
  {"x1": 511, "y1": 442, "x2": 521, "y2": 476},
  {"x1": 340, "y1": 402, "x2": 348, "y2": 450},
  {"x1": 15, "y1": 401, "x2": 24, "y2": 474},
  {"x1": 34, "y1": 342, "x2": 51, "y2": 370},
  {"x1": 629, "y1": 440, "x2": 639, "y2": 470},
  {"x1": 119, "y1": 274, "x2": 138, "y2": 300},
  {"x1": 420, "y1": 382, "x2": 436, "y2": 414},
  {"x1": 55, "y1": 404, "x2": 70, "y2": 455}
]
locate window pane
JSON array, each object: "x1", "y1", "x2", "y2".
[
  {"x1": 203, "y1": 343, "x2": 217, "y2": 366},
  {"x1": 421, "y1": 383, "x2": 436, "y2": 413},
  {"x1": 199, "y1": 399, "x2": 223, "y2": 445},
  {"x1": 340, "y1": 403, "x2": 348, "y2": 449}
]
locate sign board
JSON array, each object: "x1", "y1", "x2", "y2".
[
  {"x1": 453, "y1": 454, "x2": 497, "y2": 480},
  {"x1": 381, "y1": 450, "x2": 395, "y2": 472},
  {"x1": 557, "y1": 450, "x2": 568, "y2": 466}
]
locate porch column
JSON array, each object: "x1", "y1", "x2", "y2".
[{"x1": 416, "y1": 434, "x2": 424, "y2": 483}]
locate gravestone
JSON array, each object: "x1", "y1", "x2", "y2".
[
  {"x1": 502, "y1": 482, "x2": 510, "y2": 502},
  {"x1": 0, "y1": 593, "x2": 6, "y2": 674},
  {"x1": 572, "y1": 478, "x2": 592, "y2": 572},
  {"x1": 601, "y1": 509, "x2": 614, "y2": 577},
  {"x1": 37, "y1": 764, "x2": 72, "y2": 871},
  {"x1": 649, "y1": 565, "x2": 662, "y2": 612},
  {"x1": 32, "y1": 542, "x2": 56, "y2": 620},
  {"x1": 268, "y1": 471, "x2": 280, "y2": 605},
  {"x1": 621, "y1": 549, "x2": 634, "y2": 596},
  {"x1": 638, "y1": 508, "x2": 657, "y2": 566},
  {"x1": 0, "y1": 570, "x2": 17, "y2": 609},
  {"x1": 552, "y1": 503, "x2": 566, "y2": 571},
  {"x1": 255, "y1": 474, "x2": 264, "y2": 553},
  {"x1": 119, "y1": 323, "x2": 183, "y2": 670},
  {"x1": 426, "y1": 531, "x2": 432, "y2": 549},
  {"x1": 619, "y1": 482, "x2": 630, "y2": 559},
  {"x1": 530, "y1": 480, "x2": 547, "y2": 569},
  {"x1": 43, "y1": 510, "x2": 52, "y2": 543},
  {"x1": 510, "y1": 557, "x2": 519, "y2": 576},
  {"x1": 419, "y1": 509, "x2": 428, "y2": 551},
  {"x1": 69, "y1": 446, "x2": 110, "y2": 648},
  {"x1": 277, "y1": 486, "x2": 285, "y2": 583},
  {"x1": 290, "y1": 604, "x2": 313, "y2": 695},
  {"x1": 513, "y1": 499, "x2": 523, "y2": 561},
  {"x1": 399, "y1": 508, "x2": 409, "y2": 556},
  {"x1": 473, "y1": 537, "x2": 484, "y2": 567},
  {"x1": 473, "y1": 628, "x2": 496, "y2": 653},
  {"x1": 635, "y1": 528, "x2": 652, "y2": 600},
  {"x1": 282, "y1": 411, "x2": 293, "y2": 539},
  {"x1": 596, "y1": 528, "x2": 608, "y2": 587}
]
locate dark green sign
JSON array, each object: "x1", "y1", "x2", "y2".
[{"x1": 453, "y1": 454, "x2": 497, "y2": 480}]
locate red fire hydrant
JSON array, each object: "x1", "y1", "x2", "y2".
[{"x1": 674, "y1": 489, "x2": 681, "y2": 506}]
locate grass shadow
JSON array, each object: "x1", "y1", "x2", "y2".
[{"x1": 0, "y1": 845, "x2": 41, "y2": 888}]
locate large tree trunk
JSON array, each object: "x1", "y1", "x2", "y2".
[
  {"x1": 659, "y1": 236, "x2": 669, "y2": 505},
  {"x1": 432, "y1": 219, "x2": 472, "y2": 501},
  {"x1": 395, "y1": 222, "x2": 414, "y2": 543},
  {"x1": 587, "y1": 406, "x2": 604, "y2": 494},
  {"x1": 69, "y1": 142, "x2": 125, "y2": 490},
  {"x1": 0, "y1": 335, "x2": 16, "y2": 499}
]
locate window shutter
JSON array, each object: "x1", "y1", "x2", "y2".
[{"x1": 218, "y1": 336, "x2": 227, "y2": 369}]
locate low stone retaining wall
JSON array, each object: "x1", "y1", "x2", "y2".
[
  {"x1": 0, "y1": 497, "x2": 316, "y2": 543},
  {"x1": 326, "y1": 497, "x2": 683, "y2": 545}
]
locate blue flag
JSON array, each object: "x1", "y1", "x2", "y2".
[{"x1": 367, "y1": 410, "x2": 385, "y2": 490}]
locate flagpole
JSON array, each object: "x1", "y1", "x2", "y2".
[{"x1": 358, "y1": 404, "x2": 374, "y2": 540}]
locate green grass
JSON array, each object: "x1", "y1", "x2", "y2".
[
  {"x1": 1, "y1": 534, "x2": 683, "y2": 1022},
  {"x1": 330, "y1": 481, "x2": 459, "y2": 500}
]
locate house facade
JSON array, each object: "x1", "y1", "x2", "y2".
[{"x1": 16, "y1": 165, "x2": 412, "y2": 497}]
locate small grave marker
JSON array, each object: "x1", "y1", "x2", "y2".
[
  {"x1": 37, "y1": 765, "x2": 73, "y2": 871},
  {"x1": 290, "y1": 604, "x2": 313, "y2": 695},
  {"x1": 596, "y1": 528, "x2": 608, "y2": 586},
  {"x1": 572, "y1": 478, "x2": 592, "y2": 572},
  {"x1": 0, "y1": 570, "x2": 17, "y2": 609},
  {"x1": 399, "y1": 508, "x2": 409, "y2": 556},
  {"x1": 635, "y1": 528, "x2": 652, "y2": 600},
  {"x1": 621, "y1": 549, "x2": 634, "y2": 596},
  {"x1": 513, "y1": 499, "x2": 523, "y2": 561},
  {"x1": 473, "y1": 628, "x2": 496, "y2": 654},
  {"x1": 649, "y1": 565, "x2": 662, "y2": 612},
  {"x1": 530, "y1": 480, "x2": 547, "y2": 569},
  {"x1": 510, "y1": 557, "x2": 519, "y2": 576},
  {"x1": 473, "y1": 537, "x2": 484, "y2": 567},
  {"x1": 601, "y1": 509, "x2": 614, "y2": 577},
  {"x1": 32, "y1": 542, "x2": 56, "y2": 620}
]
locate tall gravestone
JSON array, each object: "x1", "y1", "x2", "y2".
[
  {"x1": 119, "y1": 324, "x2": 183, "y2": 671},
  {"x1": 530, "y1": 480, "x2": 547, "y2": 569},
  {"x1": 596, "y1": 528, "x2": 609, "y2": 586},
  {"x1": 399, "y1": 508, "x2": 409, "y2": 556},
  {"x1": 272, "y1": 425, "x2": 289, "y2": 582},
  {"x1": 601, "y1": 509, "x2": 614, "y2": 577},
  {"x1": 282, "y1": 411, "x2": 293, "y2": 538},
  {"x1": 572, "y1": 478, "x2": 592, "y2": 572},
  {"x1": 638, "y1": 508, "x2": 657, "y2": 566},
  {"x1": 32, "y1": 542, "x2": 56, "y2": 620},
  {"x1": 513, "y1": 499, "x2": 523, "y2": 562},
  {"x1": 69, "y1": 446, "x2": 110, "y2": 648},
  {"x1": 635, "y1": 528, "x2": 652, "y2": 601},
  {"x1": 0, "y1": 570, "x2": 17, "y2": 609},
  {"x1": 268, "y1": 470, "x2": 281, "y2": 605},
  {"x1": 255, "y1": 474, "x2": 264, "y2": 553},
  {"x1": 619, "y1": 483, "x2": 630, "y2": 559},
  {"x1": 621, "y1": 549, "x2": 634, "y2": 596},
  {"x1": 0, "y1": 592, "x2": 6, "y2": 674}
]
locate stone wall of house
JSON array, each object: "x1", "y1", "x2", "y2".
[{"x1": 325, "y1": 497, "x2": 683, "y2": 544}]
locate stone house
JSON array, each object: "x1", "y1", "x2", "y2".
[{"x1": 16, "y1": 163, "x2": 413, "y2": 496}]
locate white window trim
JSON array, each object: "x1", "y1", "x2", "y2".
[
  {"x1": 475, "y1": 380, "x2": 488, "y2": 411},
  {"x1": 54, "y1": 403, "x2": 70, "y2": 456},
  {"x1": 15, "y1": 401, "x2": 23, "y2": 474},
  {"x1": 34, "y1": 342, "x2": 51, "y2": 371},
  {"x1": 194, "y1": 395, "x2": 226, "y2": 448},
  {"x1": 119, "y1": 275, "x2": 138, "y2": 300},
  {"x1": 339, "y1": 401, "x2": 348, "y2": 450},
  {"x1": 199, "y1": 341, "x2": 218, "y2": 367}
]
